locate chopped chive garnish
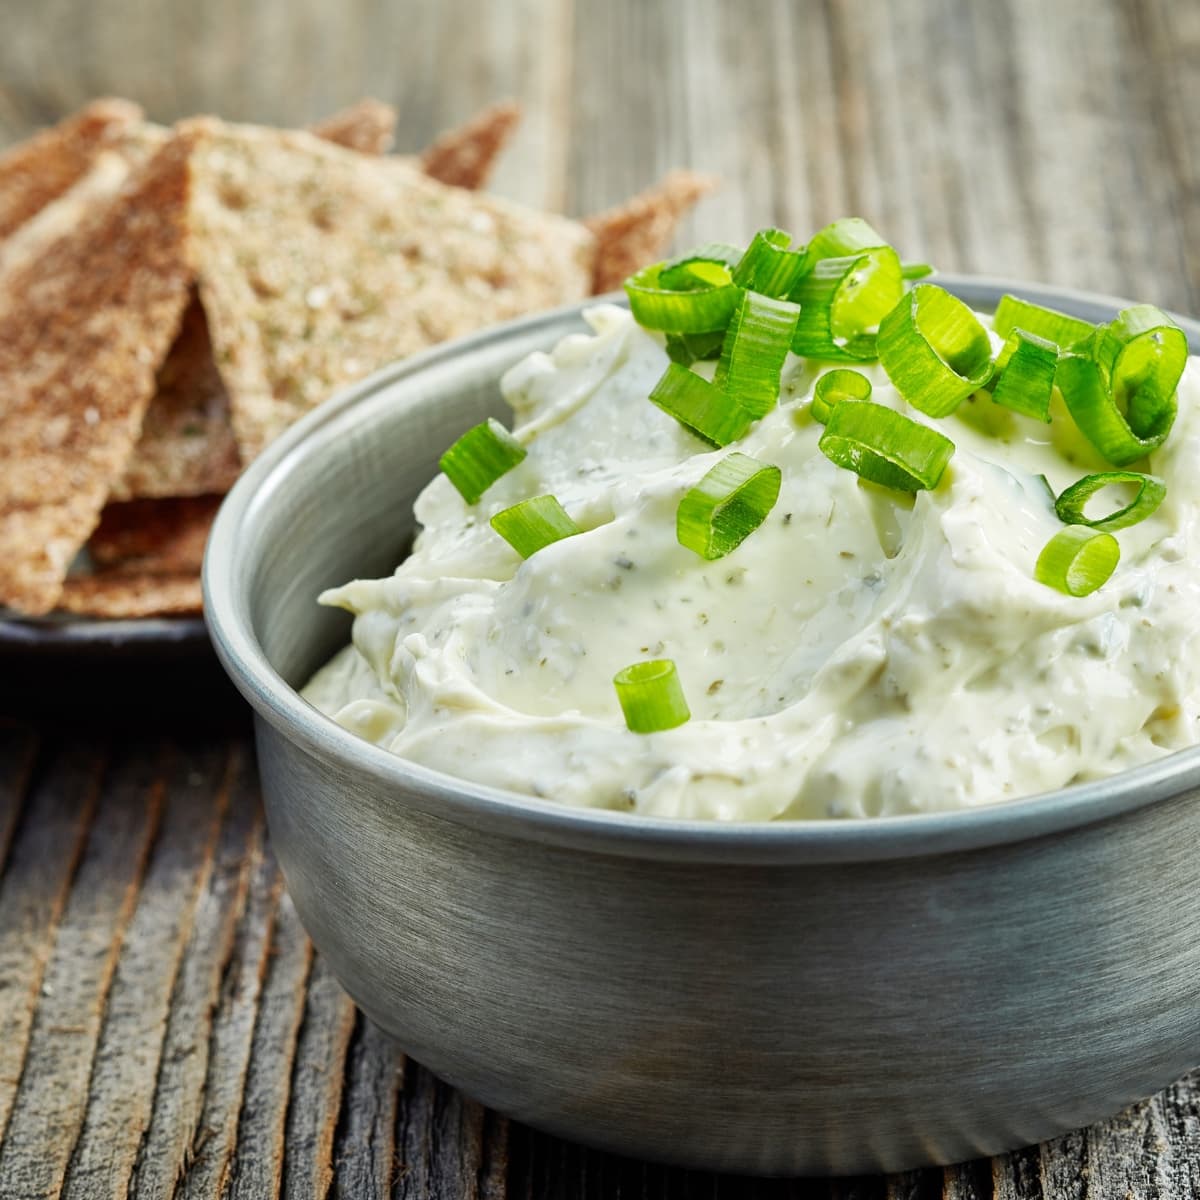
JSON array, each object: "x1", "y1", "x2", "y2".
[
  {"x1": 613, "y1": 659, "x2": 691, "y2": 733},
  {"x1": 991, "y1": 294, "x2": 1095, "y2": 349},
  {"x1": 877, "y1": 284, "x2": 994, "y2": 416},
  {"x1": 819, "y1": 400, "x2": 955, "y2": 492},
  {"x1": 990, "y1": 329, "x2": 1057, "y2": 422},
  {"x1": 1035, "y1": 526, "x2": 1119, "y2": 597},
  {"x1": 439, "y1": 418, "x2": 527, "y2": 505},
  {"x1": 649, "y1": 362, "x2": 755, "y2": 447},
  {"x1": 731, "y1": 228, "x2": 808, "y2": 298},
  {"x1": 811, "y1": 368, "x2": 872, "y2": 425},
  {"x1": 676, "y1": 452, "x2": 782, "y2": 560},
  {"x1": 1057, "y1": 305, "x2": 1185, "y2": 466},
  {"x1": 624, "y1": 262, "x2": 740, "y2": 333},
  {"x1": 1054, "y1": 471, "x2": 1167, "y2": 532},
  {"x1": 490, "y1": 495, "x2": 581, "y2": 558},
  {"x1": 712, "y1": 290, "x2": 801, "y2": 418}
]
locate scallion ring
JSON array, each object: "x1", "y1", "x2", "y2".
[
  {"x1": 613, "y1": 659, "x2": 691, "y2": 733},
  {"x1": 1053, "y1": 471, "x2": 1167, "y2": 532},
  {"x1": 658, "y1": 242, "x2": 743, "y2": 290},
  {"x1": 989, "y1": 328, "x2": 1057, "y2": 423},
  {"x1": 1035, "y1": 526, "x2": 1119, "y2": 597},
  {"x1": 712, "y1": 290, "x2": 801, "y2": 417},
  {"x1": 900, "y1": 262, "x2": 935, "y2": 281},
  {"x1": 810, "y1": 368, "x2": 872, "y2": 425},
  {"x1": 732, "y1": 228, "x2": 808, "y2": 298},
  {"x1": 991, "y1": 294, "x2": 1095, "y2": 349},
  {"x1": 649, "y1": 362, "x2": 755, "y2": 447},
  {"x1": 439, "y1": 418, "x2": 527, "y2": 505},
  {"x1": 876, "y1": 284, "x2": 994, "y2": 417},
  {"x1": 490, "y1": 495, "x2": 581, "y2": 558},
  {"x1": 818, "y1": 400, "x2": 955, "y2": 492},
  {"x1": 624, "y1": 262, "x2": 740, "y2": 333},
  {"x1": 676, "y1": 452, "x2": 782, "y2": 560}
]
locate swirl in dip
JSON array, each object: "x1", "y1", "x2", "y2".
[{"x1": 303, "y1": 302, "x2": 1200, "y2": 820}]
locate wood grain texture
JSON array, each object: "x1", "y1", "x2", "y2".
[{"x1": 1, "y1": 0, "x2": 1199, "y2": 1193}]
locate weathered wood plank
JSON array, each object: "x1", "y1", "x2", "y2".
[
  {"x1": 0, "y1": 722, "x2": 39, "y2": 882},
  {"x1": 175, "y1": 831, "x2": 283, "y2": 1200},
  {"x1": 0, "y1": 739, "x2": 106, "y2": 1145},
  {"x1": 60, "y1": 741, "x2": 231, "y2": 1200},
  {"x1": 129, "y1": 746, "x2": 262, "y2": 1199},
  {"x1": 0, "y1": 742, "x2": 165, "y2": 1199},
  {"x1": 282, "y1": 955, "x2": 358, "y2": 1199},
  {"x1": 226, "y1": 892, "x2": 313, "y2": 1200},
  {"x1": 331, "y1": 1016, "x2": 403, "y2": 1200}
]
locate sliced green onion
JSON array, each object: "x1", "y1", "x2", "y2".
[
  {"x1": 490, "y1": 495, "x2": 581, "y2": 558},
  {"x1": 613, "y1": 659, "x2": 690, "y2": 733},
  {"x1": 712, "y1": 291, "x2": 801, "y2": 417},
  {"x1": 439, "y1": 418, "x2": 527, "y2": 505},
  {"x1": 991, "y1": 294, "x2": 1095, "y2": 349},
  {"x1": 1035, "y1": 526, "x2": 1119, "y2": 597},
  {"x1": 659, "y1": 242, "x2": 742, "y2": 290},
  {"x1": 790, "y1": 219, "x2": 904, "y2": 362},
  {"x1": 989, "y1": 329, "x2": 1057, "y2": 422},
  {"x1": 877, "y1": 284, "x2": 993, "y2": 417},
  {"x1": 819, "y1": 400, "x2": 954, "y2": 492},
  {"x1": 1056, "y1": 345, "x2": 1178, "y2": 467},
  {"x1": 900, "y1": 262, "x2": 935, "y2": 280},
  {"x1": 649, "y1": 362, "x2": 754, "y2": 447},
  {"x1": 732, "y1": 228, "x2": 807, "y2": 298},
  {"x1": 625, "y1": 263, "x2": 740, "y2": 333},
  {"x1": 1090, "y1": 305, "x2": 1187, "y2": 441},
  {"x1": 676, "y1": 452, "x2": 781, "y2": 560},
  {"x1": 811, "y1": 369, "x2": 872, "y2": 424},
  {"x1": 666, "y1": 329, "x2": 728, "y2": 366},
  {"x1": 1054, "y1": 471, "x2": 1167, "y2": 532}
]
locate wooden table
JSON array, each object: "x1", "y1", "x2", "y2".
[{"x1": 2, "y1": 0, "x2": 1199, "y2": 1195}]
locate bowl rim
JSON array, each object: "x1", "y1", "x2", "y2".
[{"x1": 204, "y1": 275, "x2": 1200, "y2": 864}]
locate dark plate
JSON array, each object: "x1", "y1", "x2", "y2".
[{"x1": 0, "y1": 612, "x2": 245, "y2": 728}]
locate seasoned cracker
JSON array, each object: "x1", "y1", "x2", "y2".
[
  {"x1": 419, "y1": 101, "x2": 521, "y2": 190},
  {"x1": 309, "y1": 99, "x2": 398, "y2": 155},
  {"x1": 57, "y1": 572, "x2": 203, "y2": 618},
  {"x1": 0, "y1": 98, "x2": 143, "y2": 241},
  {"x1": 186, "y1": 117, "x2": 594, "y2": 461},
  {"x1": 86, "y1": 494, "x2": 221, "y2": 575},
  {"x1": 0, "y1": 132, "x2": 194, "y2": 615},
  {"x1": 585, "y1": 169, "x2": 717, "y2": 294}
]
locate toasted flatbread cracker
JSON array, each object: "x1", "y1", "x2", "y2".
[
  {"x1": 186, "y1": 118, "x2": 594, "y2": 461},
  {"x1": 110, "y1": 292, "x2": 242, "y2": 499},
  {"x1": 0, "y1": 123, "x2": 167, "y2": 285},
  {"x1": 0, "y1": 132, "x2": 194, "y2": 615},
  {"x1": 57, "y1": 571, "x2": 203, "y2": 618},
  {"x1": 0, "y1": 98, "x2": 143, "y2": 241},
  {"x1": 86, "y1": 494, "x2": 220, "y2": 575},
  {"x1": 585, "y1": 170, "x2": 718, "y2": 294},
  {"x1": 309, "y1": 99, "x2": 398, "y2": 155},
  {"x1": 116, "y1": 103, "x2": 399, "y2": 501},
  {"x1": 419, "y1": 101, "x2": 521, "y2": 191}
]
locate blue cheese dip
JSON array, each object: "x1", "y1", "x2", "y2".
[{"x1": 303, "y1": 303, "x2": 1200, "y2": 820}]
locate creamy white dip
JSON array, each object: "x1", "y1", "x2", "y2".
[{"x1": 303, "y1": 304, "x2": 1200, "y2": 820}]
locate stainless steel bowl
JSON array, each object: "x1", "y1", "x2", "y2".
[{"x1": 204, "y1": 278, "x2": 1200, "y2": 1176}]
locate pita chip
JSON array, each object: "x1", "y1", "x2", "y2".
[
  {"x1": 186, "y1": 118, "x2": 594, "y2": 461},
  {"x1": 419, "y1": 101, "x2": 521, "y2": 191},
  {"x1": 0, "y1": 132, "x2": 194, "y2": 615},
  {"x1": 115, "y1": 102, "x2": 399, "y2": 501},
  {"x1": 585, "y1": 169, "x2": 717, "y2": 294},
  {"x1": 0, "y1": 98, "x2": 143, "y2": 241},
  {"x1": 87, "y1": 494, "x2": 220, "y2": 575},
  {"x1": 57, "y1": 572, "x2": 203, "y2": 618},
  {"x1": 309, "y1": 99, "x2": 398, "y2": 155}
]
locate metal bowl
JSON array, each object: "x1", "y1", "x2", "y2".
[{"x1": 203, "y1": 278, "x2": 1200, "y2": 1176}]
